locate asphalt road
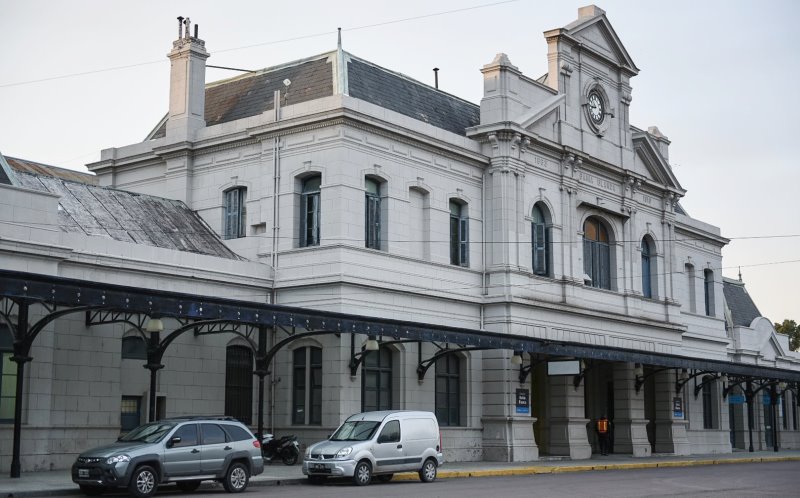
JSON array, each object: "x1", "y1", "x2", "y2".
[{"x1": 51, "y1": 461, "x2": 799, "y2": 498}]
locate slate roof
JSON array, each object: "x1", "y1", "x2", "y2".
[
  {"x1": 148, "y1": 50, "x2": 479, "y2": 139},
  {"x1": 723, "y1": 278, "x2": 762, "y2": 327},
  {"x1": 14, "y1": 171, "x2": 241, "y2": 260},
  {"x1": 6, "y1": 156, "x2": 98, "y2": 185}
]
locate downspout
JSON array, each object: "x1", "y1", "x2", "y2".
[
  {"x1": 481, "y1": 165, "x2": 488, "y2": 331},
  {"x1": 269, "y1": 90, "x2": 282, "y2": 434}
]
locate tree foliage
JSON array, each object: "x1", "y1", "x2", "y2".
[{"x1": 774, "y1": 319, "x2": 799, "y2": 351}]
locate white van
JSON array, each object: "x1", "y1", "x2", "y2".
[{"x1": 302, "y1": 410, "x2": 443, "y2": 486}]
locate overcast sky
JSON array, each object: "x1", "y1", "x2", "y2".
[{"x1": 1, "y1": 0, "x2": 797, "y2": 325}]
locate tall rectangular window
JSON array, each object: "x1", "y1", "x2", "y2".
[
  {"x1": 362, "y1": 348, "x2": 392, "y2": 412},
  {"x1": 300, "y1": 176, "x2": 321, "y2": 247},
  {"x1": 365, "y1": 179, "x2": 381, "y2": 250},
  {"x1": 583, "y1": 217, "x2": 610, "y2": 289},
  {"x1": 223, "y1": 187, "x2": 247, "y2": 239},
  {"x1": 120, "y1": 396, "x2": 141, "y2": 432},
  {"x1": 293, "y1": 347, "x2": 322, "y2": 425},
  {"x1": 449, "y1": 201, "x2": 468, "y2": 267},
  {"x1": 435, "y1": 354, "x2": 460, "y2": 426},
  {"x1": 686, "y1": 264, "x2": 697, "y2": 313},
  {"x1": 0, "y1": 325, "x2": 15, "y2": 423},
  {"x1": 702, "y1": 381, "x2": 714, "y2": 429},
  {"x1": 225, "y1": 345, "x2": 253, "y2": 425},
  {"x1": 704, "y1": 269, "x2": 715, "y2": 316}
]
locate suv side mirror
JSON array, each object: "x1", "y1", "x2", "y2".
[{"x1": 167, "y1": 436, "x2": 182, "y2": 448}]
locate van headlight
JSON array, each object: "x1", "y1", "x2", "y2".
[
  {"x1": 106, "y1": 455, "x2": 130, "y2": 465},
  {"x1": 335, "y1": 447, "x2": 352, "y2": 458}
]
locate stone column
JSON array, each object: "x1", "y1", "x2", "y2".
[
  {"x1": 481, "y1": 350, "x2": 538, "y2": 461},
  {"x1": 547, "y1": 374, "x2": 591, "y2": 459},
  {"x1": 612, "y1": 362, "x2": 651, "y2": 456},
  {"x1": 653, "y1": 369, "x2": 690, "y2": 454}
]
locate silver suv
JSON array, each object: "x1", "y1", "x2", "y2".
[{"x1": 71, "y1": 417, "x2": 264, "y2": 497}]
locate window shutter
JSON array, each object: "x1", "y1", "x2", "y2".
[
  {"x1": 599, "y1": 243, "x2": 610, "y2": 289},
  {"x1": 533, "y1": 223, "x2": 546, "y2": 275},
  {"x1": 459, "y1": 217, "x2": 469, "y2": 266},
  {"x1": 310, "y1": 193, "x2": 320, "y2": 245},
  {"x1": 450, "y1": 216, "x2": 459, "y2": 265},
  {"x1": 642, "y1": 253, "x2": 651, "y2": 298},
  {"x1": 583, "y1": 238, "x2": 593, "y2": 283}
]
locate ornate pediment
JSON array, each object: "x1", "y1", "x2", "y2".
[
  {"x1": 558, "y1": 6, "x2": 639, "y2": 75},
  {"x1": 632, "y1": 131, "x2": 683, "y2": 192}
]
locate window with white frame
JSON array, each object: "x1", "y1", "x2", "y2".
[
  {"x1": 583, "y1": 217, "x2": 611, "y2": 289},
  {"x1": 449, "y1": 200, "x2": 468, "y2": 267},
  {"x1": 362, "y1": 348, "x2": 392, "y2": 412},
  {"x1": 531, "y1": 203, "x2": 550, "y2": 276},
  {"x1": 223, "y1": 187, "x2": 247, "y2": 239},
  {"x1": 292, "y1": 347, "x2": 322, "y2": 425},
  {"x1": 704, "y1": 269, "x2": 715, "y2": 316},
  {"x1": 365, "y1": 178, "x2": 381, "y2": 250},
  {"x1": 435, "y1": 354, "x2": 460, "y2": 426},
  {"x1": 685, "y1": 264, "x2": 697, "y2": 313},
  {"x1": 300, "y1": 176, "x2": 321, "y2": 247}
]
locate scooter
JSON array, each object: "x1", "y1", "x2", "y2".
[{"x1": 261, "y1": 434, "x2": 300, "y2": 465}]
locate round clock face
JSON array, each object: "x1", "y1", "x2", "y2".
[{"x1": 588, "y1": 92, "x2": 604, "y2": 124}]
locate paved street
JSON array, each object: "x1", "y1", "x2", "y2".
[{"x1": 29, "y1": 460, "x2": 799, "y2": 498}]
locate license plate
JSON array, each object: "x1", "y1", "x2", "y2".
[
  {"x1": 312, "y1": 463, "x2": 327, "y2": 470},
  {"x1": 78, "y1": 469, "x2": 89, "y2": 478}
]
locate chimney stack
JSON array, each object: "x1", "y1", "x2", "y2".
[{"x1": 166, "y1": 16, "x2": 209, "y2": 141}]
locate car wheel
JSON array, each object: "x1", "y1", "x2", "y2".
[
  {"x1": 79, "y1": 485, "x2": 105, "y2": 496},
  {"x1": 222, "y1": 462, "x2": 249, "y2": 493},
  {"x1": 375, "y1": 474, "x2": 393, "y2": 483},
  {"x1": 308, "y1": 476, "x2": 327, "y2": 485},
  {"x1": 352, "y1": 460, "x2": 372, "y2": 486},
  {"x1": 176, "y1": 480, "x2": 201, "y2": 493},
  {"x1": 419, "y1": 458, "x2": 437, "y2": 483},
  {"x1": 128, "y1": 465, "x2": 158, "y2": 498}
]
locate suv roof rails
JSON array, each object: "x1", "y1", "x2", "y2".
[{"x1": 160, "y1": 415, "x2": 241, "y2": 421}]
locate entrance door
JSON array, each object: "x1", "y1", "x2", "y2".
[{"x1": 764, "y1": 402, "x2": 774, "y2": 448}]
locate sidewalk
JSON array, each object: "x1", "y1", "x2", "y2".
[{"x1": 2, "y1": 450, "x2": 799, "y2": 497}]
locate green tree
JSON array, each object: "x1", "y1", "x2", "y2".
[{"x1": 774, "y1": 319, "x2": 799, "y2": 351}]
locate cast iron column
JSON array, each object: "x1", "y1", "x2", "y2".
[
  {"x1": 10, "y1": 302, "x2": 30, "y2": 478},
  {"x1": 771, "y1": 383, "x2": 779, "y2": 452},
  {"x1": 255, "y1": 326, "x2": 267, "y2": 440},
  {"x1": 144, "y1": 330, "x2": 163, "y2": 422},
  {"x1": 745, "y1": 381, "x2": 754, "y2": 453}
]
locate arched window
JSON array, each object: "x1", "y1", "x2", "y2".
[
  {"x1": 641, "y1": 237, "x2": 653, "y2": 299},
  {"x1": 0, "y1": 324, "x2": 15, "y2": 422},
  {"x1": 362, "y1": 348, "x2": 392, "y2": 412},
  {"x1": 300, "y1": 176, "x2": 321, "y2": 247},
  {"x1": 225, "y1": 345, "x2": 253, "y2": 424},
  {"x1": 292, "y1": 346, "x2": 322, "y2": 425},
  {"x1": 365, "y1": 178, "x2": 381, "y2": 249},
  {"x1": 435, "y1": 354, "x2": 460, "y2": 427},
  {"x1": 531, "y1": 203, "x2": 550, "y2": 276},
  {"x1": 449, "y1": 200, "x2": 469, "y2": 267},
  {"x1": 121, "y1": 336, "x2": 147, "y2": 360},
  {"x1": 223, "y1": 187, "x2": 247, "y2": 239},
  {"x1": 704, "y1": 269, "x2": 715, "y2": 316},
  {"x1": 583, "y1": 217, "x2": 611, "y2": 289}
]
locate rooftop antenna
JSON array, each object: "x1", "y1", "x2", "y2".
[
  {"x1": 738, "y1": 267, "x2": 742, "y2": 282},
  {"x1": 433, "y1": 67, "x2": 439, "y2": 89},
  {"x1": 337, "y1": 27, "x2": 342, "y2": 50}
]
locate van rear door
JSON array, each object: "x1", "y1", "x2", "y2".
[{"x1": 399, "y1": 417, "x2": 438, "y2": 469}]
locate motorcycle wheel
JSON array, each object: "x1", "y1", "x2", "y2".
[{"x1": 281, "y1": 448, "x2": 299, "y2": 465}]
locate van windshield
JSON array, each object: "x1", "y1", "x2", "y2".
[{"x1": 330, "y1": 421, "x2": 380, "y2": 441}]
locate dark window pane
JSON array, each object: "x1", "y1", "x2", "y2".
[
  {"x1": 201, "y1": 423, "x2": 227, "y2": 445},
  {"x1": 225, "y1": 346, "x2": 253, "y2": 425},
  {"x1": 121, "y1": 336, "x2": 147, "y2": 360},
  {"x1": 172, "y1": 424, "x2": 198, "y2": 447}
]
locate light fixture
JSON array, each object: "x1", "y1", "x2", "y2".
[
  {"x1": 679, "y1": 369, "x2": 689, "y2": 382},
  {"x1": 778, "y1": 381, "x2": 787, "y2": 391},
  {"x1": 511, "y1": 351, "x2": 523, "y2": 365},
  {"x1": 364, "y1": 335, "x2": 379, "y2": 351},
  {"x1": 634, "y1": 363, "x2": 644, "y2": 379},
  {"x1": 145, "y1": 317, "x2": 164, "y2": 333}
]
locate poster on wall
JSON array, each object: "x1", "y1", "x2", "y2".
[
  {"x1": 516, "y1": 388, "x2": 530, "y2": 414},
  {"x1": 672, "y1": 396, "x2": 683, "y2": 418}
]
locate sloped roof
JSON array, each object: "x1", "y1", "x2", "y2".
[
  {"x1": 14, "y1": 171, "x2": 241, "y2": 260},
  {"x1": 723, "y1": 278, "x2": 762, "y2": 327},
  {"x1": 148, "y1": 50, "x2": 479, "y2": 139},
  {"x1": 6, "y1": 156, "x2": 98, "y2": 185}
]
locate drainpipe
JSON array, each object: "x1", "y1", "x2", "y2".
[{"x1": 269, "y1": 91, "x2": 282, "y2": 435}]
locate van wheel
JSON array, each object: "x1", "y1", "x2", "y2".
[
  {"x1": 128, "y1": 465, "x2": 158, "y2": 498},
  {"x1": 375, "y1": 474, "x2": 393, "y2": 482},
  {"x1": 419, "y1": 458, "x2": 437, "y2": 483},
  {"x1": 223, "y1": 462, "x2": 249, "y2": 493},
  {"x1": 352, "y1": 460, "x2": 372, "y2": 486},
  {"x1": 176, "y1": 480, "x2": 201, "y2": 492}
]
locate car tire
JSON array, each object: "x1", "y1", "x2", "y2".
[
  {"x1": 375, "y1": 474, "x2": 393, "y2": 482},
  {"x1": 79, "y1": 485, "x2": 105, "y2": 496},
  {"x1": 352, "y1": 460, "x2": 372, "y2": 486},
  {"x1": 308, "y1": 476, "x2": 327, "y2": 485},
  {"x1": 128, "y1": 465, "x2": 159, "y2": 498},
  {"x1": 419, "y1": 458, "x2": 437, "y2": 483},
  {"x1": 281, "y1": 448, "x2": 298, "y2": 466},
  {"x1": 222, "y1": 462, "x2": 249, "y2": 493},
  {"x1": 176, "y1": 480, "x2": 201, "y2": 493}
]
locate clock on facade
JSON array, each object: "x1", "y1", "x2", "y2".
[{"x1": 587, "y1": 91, "x2": 605, "y2": 124}]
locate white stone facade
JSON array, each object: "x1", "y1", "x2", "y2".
[{"x1": 2, "y1": 5, "x2": 799, "y2": 472}]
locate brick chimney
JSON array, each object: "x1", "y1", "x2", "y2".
[{"x1": 166, "y1": 17, "x2": 208, "y2": 141}]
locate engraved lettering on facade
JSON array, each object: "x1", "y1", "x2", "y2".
[
  {"x1": 579, "y1": 172, "x2": 594, "y2": 184},
  {"x1": 596, "y1": 178, "x2": 617, "y2": 193},
  {"x1": 642, "y1": 194, "x2": 652, "y2": 205},
  {"x1": 532, "y1": 155, "x2": 547, "y2": 168}
]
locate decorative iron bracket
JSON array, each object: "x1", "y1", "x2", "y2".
[
  {"x1": 634, "y1": 366, "x2": 671, "y2": 393},
  {"x1": 417, "y1": 346, "x2": 490, "y2": 381}
]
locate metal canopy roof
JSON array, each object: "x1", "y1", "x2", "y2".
[{"x1": 2, "y1": 269, "x2": 798, "y2": 382}]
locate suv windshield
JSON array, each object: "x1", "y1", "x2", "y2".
[
  {"x1": 119, "y1": 422, "x2": 177, "y2": 443},
  {"x1": 330, "y1": 420, "x2": 380, "y2": 441}
]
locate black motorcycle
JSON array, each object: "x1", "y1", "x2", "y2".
[{"x1": 261, "y1": 434, "x2": 300, "y2": 465}]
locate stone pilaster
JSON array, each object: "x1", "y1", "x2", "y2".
[
  {"x1": 612, "y1": 362, "x2": 651, "y2": 456},
  {"x1": 653, "y1": 368, "x2": 690, "y2": 454},
  {"x1": 548, "y1": 374, "x2": 591, "y2": 459}
]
